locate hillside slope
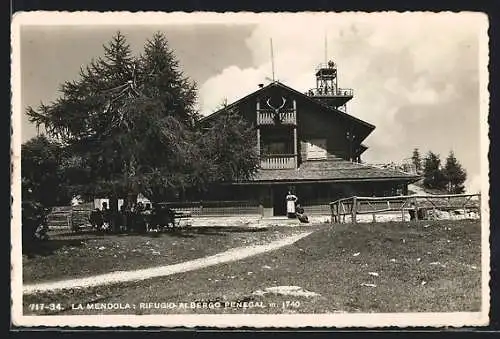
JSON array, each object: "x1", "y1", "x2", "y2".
[{"x1": 408, "y1": 179, "x2": 448, "y2": 196}]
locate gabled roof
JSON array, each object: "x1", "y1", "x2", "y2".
[
  {"x1": 354, "y1": 144, "x2": 369, "y2": 157},
  {"x1": 199, "y1": 81, "x2": 376, "y2": 133},
  {"x1": 232, "y1": 159, "x2": 420, "y2": 185}
]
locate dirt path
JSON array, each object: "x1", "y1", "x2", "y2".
[{"x1": 23, "y1": 231, "x2": 313, "y2": 295}]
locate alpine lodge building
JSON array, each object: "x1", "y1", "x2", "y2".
[{"x1": 196, "y1": 61, "x2": 420, "y2": 217}]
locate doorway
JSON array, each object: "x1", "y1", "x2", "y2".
[{"x1": 272, "y1": 185, "x2": 296, "y2": 216}]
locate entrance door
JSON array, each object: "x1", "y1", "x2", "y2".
[{"x1": 272, "y1": 185, "x2": 292, "y2": 216}]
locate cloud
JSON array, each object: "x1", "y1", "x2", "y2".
[{"x1": 197, "y1": 13, "x2": 485, "y2": 189}]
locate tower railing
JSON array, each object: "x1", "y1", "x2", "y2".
[
  {"x1": 306, "y1": 88, "x2": 354, "y2": 97},
  {"x1": 315, "y1": 62, "x2": 337, "y2": 72}
]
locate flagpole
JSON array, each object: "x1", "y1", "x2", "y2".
[
  {"x1": 324, "y1": 32, "x2": 328, "y2": 65},
  {"x1": 270, "y1": 38, "x2": 275, "y2": 82}
]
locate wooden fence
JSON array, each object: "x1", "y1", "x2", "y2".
[
  {"x1": 47, "y1": 200, "x2": 261, "y2": 230},
  {"x1": 330, "y1": 193, "x2": 481, "y2": 224},
  {"x1": 303, "y1": 204, "x2": 331, "y2": 215},
  {"x1": 47, "y1": 203, "x2": 94, "y2": 231},
  {"x1": 157, "y1": 200, "x2": 261, "y2": 216}
]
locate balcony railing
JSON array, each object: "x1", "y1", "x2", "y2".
[
  {"x1": 260, "y1": 154, "x2": 297, "y2": 169},
  {"x1": 257, "y1": 108, "x2": 296, "y2": 125}
]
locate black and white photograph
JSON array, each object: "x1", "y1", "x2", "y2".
[{"x1": 11, "y1": 11, "x2": 490, "y2": 328}]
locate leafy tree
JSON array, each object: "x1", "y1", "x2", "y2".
[
  {"x1": 442, "y1": 151, "x2": 467, "y2": 194},
  {"x1": 411, "y1": 148, "x2": 422, "y2": 173},
  {"x1": 22, "y1": 200, "x2": 51, "y2": 254},
  {"x1": 21, "y1": 135, "x2": 72, "y2": 206},
  {"x1": 422, "y1": 151, "x2": 447, "y2": 190},
  {"x1": 197, "y1": 108, "x2": 260, "y2": 184},
  {"x1": 21, "y1": 135, "x2": 94, "y2": 245}
]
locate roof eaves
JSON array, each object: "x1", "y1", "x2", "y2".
[
  {"x1": 228, "y1": 175, "x2": 422, "y2": 185},
  {"x1": 198, "y1": 82, "x2": 277, "y2": 124},
  {"x1": 273, "y1": 82, "x2": 376, "y2": 131},
  {"x1": 198, "y1": 81, "x2": 376, "y2": 132}
]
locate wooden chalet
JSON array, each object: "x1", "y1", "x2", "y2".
[{"x1": 197, "y1": 61, "x2": 420, "y2": 216}]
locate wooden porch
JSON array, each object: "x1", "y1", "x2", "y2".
[{"x1": 260, "y1": 154, "x2": 297, "y2": 169}]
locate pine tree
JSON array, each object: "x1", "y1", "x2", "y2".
[
  {"x1": 26, "y1": 31, "x2": 260, "y2": 211},
  {"x1": 443, "y1": 151, "x2": 467, "y2": 194},
  {"x1": 411, "y1": 148, "x2": 422, "y2": 173},
  {"x1": 139, "y1": 32, "x2": 199, "y2": 126},
  {"x1": 26, "y1": 31, "x2": 200, "y2": 204},
  {"x1": 423, "y1": 151, "x2": 447, "y2": 190}
]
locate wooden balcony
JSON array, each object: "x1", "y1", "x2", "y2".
[
  {"x1": 260, "y1": 154, "x2": 297, "y2": 169},
  {"x1": 257, "y1": 108, "x2": 296, "y2": 125}
]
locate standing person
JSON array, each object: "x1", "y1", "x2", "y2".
[
  {"x1": 127, "y1": 203, "x2": 136, "y2": 233},
  {"x1": 408, "y1": 202, "x2": 417, "y2": 221},
  {"x1": 135, "y1": 202, "x2": 147, "y2": 233},
  {"x1": 117, "y1": 205, "x2": 127, "y2": 233},
  {"x1": 142, "y1": 203, "x2": 152, "y2": 232},
  {"x1": 101, "y1": 202, "x2": 111, "y2": 232},
  {"x1": 89, "y1": 207, "x2": 103, "y2": 231},
  {"x1": 286, "y1": 191, "x2": 298, "y2": 219}
]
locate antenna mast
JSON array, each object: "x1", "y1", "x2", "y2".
[
  {"x1": 324, "y1": 32, "x2": 328, "y2": 65},
  {"x1": 270, "y1": 38, "x2": 275, "y2": 81}
]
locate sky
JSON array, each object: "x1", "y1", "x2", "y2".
[{"x1": 16, "y1": 12, "x2": 488, "y2": 193}]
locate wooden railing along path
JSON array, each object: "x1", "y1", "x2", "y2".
[{"x1": 330, "y1": 193, "x2": 481, "y2": 223}]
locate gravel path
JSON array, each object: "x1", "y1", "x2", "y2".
[{"x1": 24, "y1": 231, "x2": 313, "y2": 295}]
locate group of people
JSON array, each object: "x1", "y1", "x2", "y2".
[
  {"x1": 89, "y1": 201, "x2": 154, "y2": 233},
  {"x1": 87, "y1": 193, "x2": 310, "y2": 232},
  {"x1": 285, "y1": 191, "x2": 309, "y2": 223}
]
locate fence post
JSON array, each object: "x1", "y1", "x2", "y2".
[
  {"x1": 341, "y1": 202, "x2": 346, "y2": 223},
  {"x1": 352, "y1": 197, "x2": 358, "y2": 224},
  {"x1": 401, "y1": 198, "x2": 406, "y2": 222},
  {"x1": 414, "y1": 197, "x2": 419, "y2": 221},
  {"x1": 69, "y1": 208, "x2": 74, "y2": 232},
  {"x1": 478, "y1": 194, "x2": 481, "y2": 219},
  {"x1": 199, "y1": 201, "x2": 203, "y2": 216},
  {"x1": 332, "y1": 203, "x2": 338, "y2": 224}
]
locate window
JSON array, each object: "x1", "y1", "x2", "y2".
[{"x1": 306, "y1": 139, "x2": 327, "y2": 160}]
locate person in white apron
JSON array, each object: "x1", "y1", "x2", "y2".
[{"x1": 286, "y1": 191, "x2": 298, "y2": 218}]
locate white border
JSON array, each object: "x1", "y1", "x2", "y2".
[{"x1": 10, "y1": 11, "x2": 490, "y2": 328}]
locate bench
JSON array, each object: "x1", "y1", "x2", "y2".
[{"x1": 173, "y1": 211, "x2": 193, "y2": 227}]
